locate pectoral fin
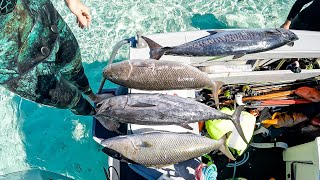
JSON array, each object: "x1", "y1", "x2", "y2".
[
  {"x1": 287, "y1": 42, "x2": 294, "y2": 47},
  {"x1": 139, "y1": 141, "x2": 153, "y2": 147},
  {"x1": 128, "y1": 102, "x2": 157, "y2": 107},
  {"x1": 180, "y1": 123, "x2": 193, "y2": 130},
  {"x1": 208, "y1": 81, "x2": 225, "y2": 110},
  {"x1": 207, "y1": 31, "x2": 219, "y2": 35},
  {"x1": 233, "y1": 54, "x2": 245, "y2": 59}
]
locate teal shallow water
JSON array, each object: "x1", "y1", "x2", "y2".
[{"x1": 0, "y1": 0, "x2": 295, "y2": 179}]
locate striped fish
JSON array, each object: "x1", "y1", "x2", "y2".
[{"x1": 142, "y1": 28, "x2": 298, "y2": 60}]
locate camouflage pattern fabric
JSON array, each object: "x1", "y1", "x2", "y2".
[
  {"x1": 0, "y1": 0, "x2": 16, "y2": 15},
  {"x1": 0, "y1": 0, "x2": 94, "y2": 115}
]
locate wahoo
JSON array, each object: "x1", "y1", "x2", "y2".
[
  {"x1": 95, "y1": 93, "x2": 248, "y2": 144},
  {"x1": 142, "y1": 28, "x2": 299, "y2": 60}
]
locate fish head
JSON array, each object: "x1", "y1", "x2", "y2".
[
  {"x1": 101, "y1": 136, "x2": 136, "y2": 160},
  {"x1": 103, "y1": 61, "x2": 131, "y2": 81},
  {"x1": 278, "y1": 28, "x2": 299, "y2": 42},
  {"x1": 95, "y1": 96, "x2": 127, "y2": 120}
]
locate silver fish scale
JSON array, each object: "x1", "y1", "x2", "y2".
[
  {"x1": 97, "y1": 93, "x2": 232, "y2": 125},
  {"x1": 109, "y1": 59, "x2": 213, "y2": 90},
  {"x1": 128, "y1": 132, "x2": 221, "y2": 166}
]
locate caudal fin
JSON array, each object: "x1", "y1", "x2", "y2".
[
  {"x1": 141, "y1": 36, "x2": 168, "y2": 60},
  {"x1": 218, "y1": 136, "x2": 236, "y2": 160},
  {"x1": 231, "y1": 105, "x2": 249, "y2": 145},
  {"x1": 211, "y1": 81, "x2": 225, "y2": 110},
  {"x1": 206, "y1": 81, "x2": 225, "y2": 109}
]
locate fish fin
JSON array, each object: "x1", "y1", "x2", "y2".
[
  {"x1": 208, "y1": 81, "x2": 225, "y2": 110},
  {"x1": 102, "y1": 147, "x2": 138, "y2": 164},
  {"x1": 207, "y1": 30, "x2": 219, "y2": 35},
  {"x1": 134, "y1": 61, "x2": 154, "y2": 68},
  {"x1": 287, "y1": 42, "x2": 294, "y2": 47},
  {"x1": 233, "y1": 54, "x2": 245, "y2": 59},
  {"x1": 128, "y1": 102, "x2": 157, "y2": 107},
  {"x1": 141, "y1": 36, "x2": 167, "y2": 60},
  {"x1": 141, "y1": 36, "x2": 163, "y2": 48},
  {"x1": 218, "y1": 138, "x2": 236, "y2": 161},
  {"x1": 265, "y1": 30, "x2": 279, "y2": 34},
  {"x1": 180, "y1": 123, "x2": 193, "y2": 130},
  {"x1": 140, "y1": 141, "x2": 153, "y2": 147},
  {"x1": 231, "y1": 105, "x2": 249, "y2": 145}
]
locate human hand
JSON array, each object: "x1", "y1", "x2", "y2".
[
  {"x1": 280, "y1": 20, "x2": 291, "y2": 30},
  {"x1": 65, "y1": 0, "x2": 91, "y2": 29}
]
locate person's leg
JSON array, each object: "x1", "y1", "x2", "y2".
[
  {"x1": 289, "y1": 7, "x2": 320, "y2": 31},
  {"x1": 4, "y1": 59, "x2": 95, "y2": 115},
  {"x1": 290, "y1": 15, "x2": 308, "y2": 30},
  {"x1": 55, "y1": 13, "x2": 110, "y2": 103}
]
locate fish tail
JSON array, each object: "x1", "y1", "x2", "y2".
[
  {"x1": 141, "y1": 36, "x2": 168, "y2": 60},
  {"x1": 212, "y1": 81, "x2": 225, "y2": 109},
  {"x1": 207, "y1": 81, "x2": 225, "y2": 109},
  {"x1": 231, "y1": 105, "x2": 249, "y2": 145},
  {"x1": 218, "y1": 136, "x2": 236, "y2": 160}
]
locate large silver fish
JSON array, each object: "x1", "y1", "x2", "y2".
[
  {"x1": 95, "y1": 93, "x2": 247, "y2": 144},
  {"x1": 103, "y1": 59, "x2": 214, "y2": 90},
  {"x1": 103, "y1": 59, "x2": 224, "y2": 108},
  {"x1": 101, "y1": 131, "x2": 235, "y2": 167},
  {"x1": 142, "y1": 28, "x2": 299, "y2": 60}
]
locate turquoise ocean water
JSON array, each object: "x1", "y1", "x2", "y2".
[{"x1": 0, "y1": 0, "x2": 295, "y2": 179}]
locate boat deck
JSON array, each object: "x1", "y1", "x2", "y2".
[{"x1": 93, "y1": 29, "x2": 320, "y2": 179}]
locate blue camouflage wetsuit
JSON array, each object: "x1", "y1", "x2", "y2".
[
  {"x1": 287, "y1": 0, "x2": 320, "y2": 31},
  {"x1": 0, "y1": 0, "x2": 95, "y2": 115}
]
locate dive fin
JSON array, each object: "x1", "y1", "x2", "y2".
[
  {"x1": 218, "y1": 136, "x2": 236, "y2": 160},
  {"x1": 128, "y1": 102, "x2": 157, "y2": 107},
  {"x1": 141, "y1": 36, "x2": 168, "y2": 60},
  {"x1": 287, "y1": 42, "x2": 294, "y2": 47},
  {"x1": 233, "y1": 54, "x2": 245, "y2": 59},
  {"x1": 180, "y1": 123, "x2": 193, "y2": 130},
  {"x1": 231, "y1": 105, "x2": 249, "y2": 145}
]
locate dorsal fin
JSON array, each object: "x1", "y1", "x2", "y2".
[
  {"x1": 141, "y1": 36, "x2": 163, "y2": 49},
  {"x1": 207, "y1": 30, "x2": 219, "y2": 35}
]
